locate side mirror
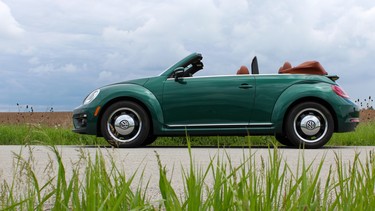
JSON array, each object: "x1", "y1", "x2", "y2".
[{"x1": 173, "y1": 67, "x2": 185, "y2": 81}]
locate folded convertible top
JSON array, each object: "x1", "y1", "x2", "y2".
[{"x1": 279, "y1": 61, "x2": 328, "y2": 75}]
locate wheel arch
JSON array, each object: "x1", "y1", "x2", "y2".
[
  {"x1": 281, "y1": 97, "x2": 338, "y2": 133},
  {"x1": 96, "y1": 92, "x2": 164, "y2": 137},
  {"x1": 272, "y1": 84, "x2": 338, "y2": 135}
]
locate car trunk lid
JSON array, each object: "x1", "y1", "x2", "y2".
[{"x1": 327, "y1": 75, "x2": 339, "y2": 82}]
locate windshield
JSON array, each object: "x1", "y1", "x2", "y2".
[
  {"x1": 158, "y1": 53, "x2": 203, "y2": 77},
  {"x1": 158, "y1": 62, "x2": 178, "y2": 76}
]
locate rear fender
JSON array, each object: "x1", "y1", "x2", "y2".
[{"x1": 271, "y1": 83, "x2": 334, "y2": 134}]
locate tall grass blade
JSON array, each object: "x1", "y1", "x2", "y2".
[{"x1": 155, "y1": 150, "x2": 181, "y2": 211}]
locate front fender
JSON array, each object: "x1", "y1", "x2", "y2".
[
  {"x1": 271, "y1": 82, "x2": 334, "y2": 134},
  {"x1": 98, "y1": 84, "x2": 164, "y2": 133}
]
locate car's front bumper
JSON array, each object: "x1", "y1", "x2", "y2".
[{"x1": 72, "y1": 105, "x2": 100, "y2": 135}]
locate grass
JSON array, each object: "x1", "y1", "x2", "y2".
[
  {"x1": 329, "y1": 122, "x2": 375, "y2": 146},
  {"x1": 0, "y1": 124, "x2": 106, "y2": 146},
  {"x1": 0, "y1": 121, "x2": 373, "y2": 147},
  {"x1": 1, "y1": 144, "x2": 375, "y2": 210},
  {"x1": 0, "y1": 146, "x2": 151, "y2": 210}
]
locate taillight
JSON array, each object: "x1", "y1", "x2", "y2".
[{"x1": 332, "y1": 85, "x2": 349, "y2": 98}]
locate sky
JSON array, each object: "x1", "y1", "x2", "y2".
[{"x1": 0, "y1": 0, "x2": 374, "y2": 112}]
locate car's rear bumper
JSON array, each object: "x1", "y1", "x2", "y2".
[
  {"x1": 338, "y1": 118, "x2": 359, "y2": 132},
  {"x1": 334, "y1": 98, "x2": 360, "y2": 132}
]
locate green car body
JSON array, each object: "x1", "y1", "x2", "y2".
[{"x1": 73, "y1": 53, "x2": 359, "y2": 148}]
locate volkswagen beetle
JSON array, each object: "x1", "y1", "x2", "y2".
[{"x1": 72, "y1": 53, "x2": 359, "y2": 148}]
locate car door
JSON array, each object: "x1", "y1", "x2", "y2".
[{"x1": 162, "y1": 75, "x2": 255, "y2": 126}]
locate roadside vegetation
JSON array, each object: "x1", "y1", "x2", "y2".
[
  {"x1": 0, "y1": 99, "x2": 373, "y2": 147},
  {"x1": 0, "y1": 103, "x2": 373, "y2": 209},
  {"x1": 0, "y1": 121, "x2": 374, "y2": 147},
  {"x1": 1, "y1": 144, "x2": 375, "y2": 210}
]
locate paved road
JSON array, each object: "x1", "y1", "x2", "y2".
[{"x1": 1, "y1": 145, "x2": 374, "y2": 201}]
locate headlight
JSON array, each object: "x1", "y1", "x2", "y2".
[{"x1": 83, "y1": 89, "x2": 100, "y2": 105}]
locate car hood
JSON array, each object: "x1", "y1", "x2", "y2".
[{"x1": 110, "y1": 77, "x2": 153, "y2": 86}]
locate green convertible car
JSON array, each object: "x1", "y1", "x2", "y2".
[{"x1": 73, "y1": 53, "x2": 359, "y2": 148}]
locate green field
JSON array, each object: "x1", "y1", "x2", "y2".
[{"x1": 0, "y1": 122, "x2": 374, "y2": 147}]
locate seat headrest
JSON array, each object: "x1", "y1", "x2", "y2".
[
  {"x1": 279, "y1": 61, "x2": 327, "y2": 75},
  {"x1": 278, "y1": 62, "x2": 292, "y2": 73},
  {"x1": 237, "y1": 66, "x2": 249, "y2": 75}
]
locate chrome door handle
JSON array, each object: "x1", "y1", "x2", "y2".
[{"x1": 239, "y1": 83, "x2": 253, "y2": 89}]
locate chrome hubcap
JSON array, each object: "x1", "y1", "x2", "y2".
[
  {"x1": 300, "y1": 115, "x2": 321, "y2": 136},
  {"x1": 114, "y1": 114, "x2": 135, "y2": 135},
  {"x1": 294, "y1": 108, "x2": 328, "y2": 143},
  {"x1": 107, "y1": 108, "x2": 142, "y2": 143}
]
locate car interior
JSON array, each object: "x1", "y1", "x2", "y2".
[
  {"x1": 183, "y1": 60, "x2": 204, "y2": 77},
  {"x1": 172, "y1": 53, "x2": 327, "y2": 78},
  {"x1": 278, "y1": 61, "x2": 328, "y2": 75},
  {"x1": 237, "y1": 57, "x2": 328, "y2": 76},
  {"x1": 236, "y1": 56, "x2": 259, "y2": 75}
]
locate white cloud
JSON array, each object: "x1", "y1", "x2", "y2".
[
  {"x1": 98, "y1": 70, "x2": 113, "y2": 81},
  {"x1": 28, "y1": 57, "x2": 40, "y2": 65},
  {"x1": 0, "y1": 0, "x2": 374, "y2": 110},
  {"x1": 61, "y1": 63, "x2": 80, "y2": 73},
  {"x1": 29, "y1": 63, "x2": 86, "y2": 74},
  {"x1": 0, "y1": 0, "x2": 24, "y2": 38},
  {"x1": 29, "y1": 64, "x2": 54, "y2": 74}
]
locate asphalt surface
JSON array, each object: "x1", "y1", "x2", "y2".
[{"x1": 1, "y1": 145, "x2": 375, "y2": 202}]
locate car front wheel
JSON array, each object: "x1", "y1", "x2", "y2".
[
  {"x1": 285, "y1": 102, "x2": 334, "y2": 149},
  {"x1": 275, "y1": 134, "x2": 293, "y2": 147},
  {"x1": 100, "y1": 101, "x2": 150, "y2": 148}
]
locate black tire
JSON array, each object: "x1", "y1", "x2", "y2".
[
  {"x1": 141, "y1": 135, "x2": 158, "y2": 146},
  {"x1": 100, "y1": 101, "x2": 151, "y2": 148},
  {"x1": 275, "y1": 134, "x2": 294, "y2": 146},
  {"x1": 285, "y1": 102, "x2": 334, "y2": 149}
]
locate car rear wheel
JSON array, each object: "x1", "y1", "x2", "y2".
[
  {"x1": 285, "y1": 102, "x2": 334, "y2": 149},
  {"x1": 142, "y1": 135, "x2": 157, "y2": 146},
  {"x1": 100, "y1": 101, "x2": 150, "y2": 148}
]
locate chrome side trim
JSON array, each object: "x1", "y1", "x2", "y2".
[
  {"x1": 166, "y1": 74, "x2": 254, "y2": 80},
  {"x1": 249, "y1": 123, "x2": 273, "y2": 126},
  {"x1": 166, "y1": 123, "x2": 273, "y2": 128},
  {"x1": 165, "y1": 74, "x2": 299, "y2": 81}
]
